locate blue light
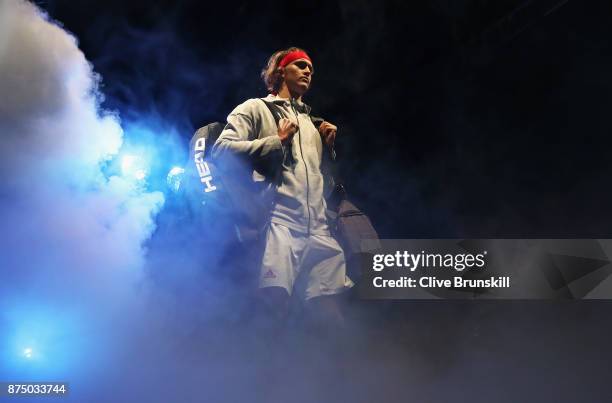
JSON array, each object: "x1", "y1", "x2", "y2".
[
  {"x1": 23, "y1": 347, "x2": 33, "y2": 359},
  {"x1": 105, "y1": 118, "x2": 188, "y2": 194},
  {"x1": 1, "y1": 302, "x2": 87, "y2": 379},
  {"x1": 168, "y1": 166, "x2": 184, "y2": 176},
  {"x1": 120, "y1": 154, "x2": 148, "y2": 181},
  {"x1": 166, "y1": 166, "x2": 184, "y2": 192},
  {"x1": 121, "y1": 155, "x2": 137, "y2": 175},
  {"x1": 134, "y1": 169, "x2": 147, "y2": 180}
]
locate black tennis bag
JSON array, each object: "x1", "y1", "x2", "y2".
[
  {"x1": 182, "y1": 100, "x2": 289, "y2": 243},
  {"x1": 183, "y1": 121, "x2": 269, "y2": 243}
]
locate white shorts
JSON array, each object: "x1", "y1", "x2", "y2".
[{"x1": 259, "y1": 222, "x2": 354, "y2": 300}]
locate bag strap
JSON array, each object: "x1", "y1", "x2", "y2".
[
  {"x1": 259, "y1": 99, "x2": 283, "y2": 126},
  {"x1": 259, "y1": 98, "x2": 328, "y2": 145}
]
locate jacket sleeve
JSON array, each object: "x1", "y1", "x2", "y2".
[{"x1": 212, "y1": 100, "x2": 283, "y2": 161}]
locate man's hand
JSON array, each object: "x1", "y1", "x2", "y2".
[
  {"x1": 278, "y1": 118, "x2": 298, "y2": 146},
  {"x1": 318, "y1": 121, "x2": 337, "y2": 147}
]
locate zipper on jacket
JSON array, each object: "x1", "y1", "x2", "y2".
[{"x1": 291, "y1": 100, "x2": 311, "y2": 236}]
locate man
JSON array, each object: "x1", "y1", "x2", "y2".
[{"x1": 213, "y1": 47, "x2": 352, "y2": 328}]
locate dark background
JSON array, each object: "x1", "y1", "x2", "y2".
[
  {"x1": 39, "y1": 0, "x2": 612, "y2": 239},
  {"x1": 31, "y1": 1, "x2": 612, "y2": 402}
]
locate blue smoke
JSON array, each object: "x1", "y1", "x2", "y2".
[
  {"x1": 0, "y1": 3, "x2": 251, "y2": 402},
  {"x1": 0, "y1": 0, "x2": 170, "y2": 392}
]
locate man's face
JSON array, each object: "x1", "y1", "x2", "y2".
[{"x1": 281, "y1": 58, "x2": 314, "y2": 96}]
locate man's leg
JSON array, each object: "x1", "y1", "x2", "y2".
[
  {"x1": 302, "y1": 234, "x2": 353, "y2": 335},
  {"x1": 259, "y1": 286, "x2": 291, "y2": 324},
  {"x1": 256, "y1": 223, "x2": 303, "y2": 333},
  {"x1": 305, "y1": 293, "x2": 345, "y2": 332}
]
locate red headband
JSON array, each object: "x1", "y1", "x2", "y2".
[{"x1": 279, "y1": 50, "x2": 312, "y2": 68}]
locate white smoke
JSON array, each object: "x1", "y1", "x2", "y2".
[
  {"x1": 0, "y1": 0, "x2": 165, "y2": 384},
  {"x1": 0, "y1": 0, "x2": 163, "y2": 287}
]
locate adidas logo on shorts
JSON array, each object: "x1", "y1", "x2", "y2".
[{"x1": 263, "y1": 269, "x2": 277, "y2": 279}]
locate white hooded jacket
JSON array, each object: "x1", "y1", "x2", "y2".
[{"x1": 212, "y1": 94, "x2": 332, "y2": 236}]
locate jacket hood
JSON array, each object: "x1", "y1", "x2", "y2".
[{"x1": 263, "y1": 93, "x2": 312, "y2": 115}]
